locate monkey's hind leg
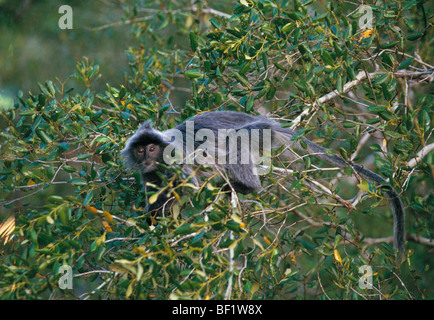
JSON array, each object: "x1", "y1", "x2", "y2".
[{"x1": 223, "y1": 163, "x2": 262, "y2": 194}]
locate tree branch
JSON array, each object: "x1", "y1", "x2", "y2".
[
  {"x1": 407, "y1": 142, "x2": 434, "y2": 168},
  {"x1": 291, "y1": 69, "x2": 434, "y2": 128},
  {"x1": 294, "y1": 210, "x2": 434, "y2": 248}
]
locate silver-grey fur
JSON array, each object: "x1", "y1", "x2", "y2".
[{"x1": 122, "y1": 111, "x2": 405, "y2": 260}]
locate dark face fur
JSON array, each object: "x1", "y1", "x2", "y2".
[
  {"x1": 122, "y1": 122, "x2": 168, "y2": 175},
  {"x1": 133, "y1": 143, "x2": 161, "y2": 173}
]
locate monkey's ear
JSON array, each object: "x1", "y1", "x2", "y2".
[{"x1": 139, "y1": 120, "x2": 153, "y2": 130}]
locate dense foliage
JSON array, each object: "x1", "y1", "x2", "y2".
[{"x1": 0, "y1": 0, "x2": 432, "y2": 299}]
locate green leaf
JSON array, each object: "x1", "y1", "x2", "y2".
[
  {"x1": 380, "y1": 40, "x2": 398, "y2": 49},
  {"x1": 342, "y1": 121, "x2": 356, "y2": 128},
  {"x1": 225, "y1": 220, "x2": 241, "y2": 232},
  {"x1": 345, "y1": 64, "x2": 356, "y2": 80},
  {"x1": 255, "y1": 87, "x2": 268, "y2": 100},
  {"x1": 58, "y1": 142, "x2": 70, "y2": 152},
  {"x1": 367, "y1": 105, "x2": 387, "y2": 113},
  {"x1": 339, "y1": 147, "x2": 348, "y2": 159},
  {"x1": 233, "y1": 72, "x2": 250, "y2": 88},
  {"x1": 58, "y1": 205, "x2": 69, "y2": 225},
  {"x1": 336, "y1": 76, "x2": 343, "y2": 94},
  {"x1": 369, "y1": 143, "x2": 382, "y2": 152},
  {"x1": 148, "y1": 192, "x2": 159, "y2": 205},
  {"x1": 239, "y1": 60, "x2": 251, "y2": 75},
  {"x1": 320, "y1": 50, "x2": 334, "y2": 65},
  {"x1": 246, "y1": 94, "x2": 254, "y2": 111},
  {"x1": 287, "y1": 12, "x2": 304, "y2": 22},
  {"x1": 69, "y1": 178, "x2": 87, "y2": 186},
  {"x1": 38, "y1": 82, "x2": 49, "y2": 96},
  {"x1": 174, "y1": 223, "x2": 193, "y2": 235},
  {"x1": 403, "y1": 0, "x2": 417, "y2": 9},
  {"x1": 189, "y1": 32, "x2": 198, "y2": 52},
  {"x1": 407, "y1": 32, "x2": 423, "y2": 41},
  {"x1": 266, "y1": 86, "x2": 276, "y2": 100},
  {"x1": 332, "y1": 40, "x2": 343, "y2": 57},
  {"x1": 77, "y1": 153, "x2": 93, "y2": 160},
  {"x1": 298, "y1": 43, "x2": 311, "y2": 55},
  {"x1": 281, "y1": 22, "x2": 295, "y2": 34},
  {"x1": 385, "y1": 131, "x2": 403, "y2": 139},
  {"x1": 366, "y1": 118, "x2": 381, "y2": 124},
  {"x1": 356, "y1": 184, "x2": 371, "y2": 198},
  {"x1": 374, "y1": 73, "x2": 388, "y2": 85},
  {"x1": 209, "y1": 18, "x2": 221, "y2": 29},
  {"x1": 398, "y1": 57, "x2": 414, "y2": 70},
  {"x1": 83, "y1": 190, "x2": 94, "y2": 207},
  {"x1": 45, "y1": 81, "x2": 56, "y2": 96},
  {"x1": 184, "y1": 70, "x2": 203, "y2": 79},
  {"x1": 36, "y1": 130, "x2": 53, "y2": 144},
  {"x1": 48, "y1": 195, "x2": 64, "y2": 204},
  {"x1": 46, "y1": 215, "x2": 54, "y2": 224},
  {"x1": 382, "y1": 53, "x2": 395, "y2": 69},
  {"x1": 273, "y1": 62, "x2": 286, "y2": 70},
  {"x1": 19, "y1": 110, "x2": 35, "y2": 116}
]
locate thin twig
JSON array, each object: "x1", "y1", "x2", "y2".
[
  {"x1": 407, "y1": 142, "x2": 434, "y2": 168},
  {"x1": 291, "y1": 69, "x2": 433, "y2": 128}
]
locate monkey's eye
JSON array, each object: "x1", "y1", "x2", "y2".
[
  {"x1": 147, "y1": 144, "x2": 156, "y2": 153},
  {"x1": 136, "y1": 146, "x2": 145, "y2": 156}
]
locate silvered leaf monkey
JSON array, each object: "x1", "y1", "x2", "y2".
[{"x1": 122, "y1": 111, "x2": 405, "y2": 259}]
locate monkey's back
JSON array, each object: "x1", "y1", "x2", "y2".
[{"x1": 175, "y1": 111, "x2": 279, "y2": 133}]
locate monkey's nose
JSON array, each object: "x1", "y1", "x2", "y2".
[{"x1": 145, "y1": 159, "x2": 154, "y2": 166}]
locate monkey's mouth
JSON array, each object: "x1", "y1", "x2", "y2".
[{"x1": 141, "y1": 160, "x2": 158, "y2": 173}]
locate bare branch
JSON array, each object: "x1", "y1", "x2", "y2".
[
  {"x1": 192, "y1": 7, "x2": 232, "y2": 19},
  {"x1": 291, "y1": 69, "x2": 434, "y2": 128},
  {"x1": 407, "y1": 142, "x2": 434, "y2": 168}
]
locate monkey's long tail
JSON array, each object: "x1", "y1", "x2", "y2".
[{"x1": 276, "y1": 128, "x2": 405, "y2": 261}]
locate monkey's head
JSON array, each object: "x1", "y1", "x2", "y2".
[{"x1": 122, "y1": 122, "x2": 169, "y2": 174}]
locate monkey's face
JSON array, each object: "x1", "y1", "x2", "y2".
[
  {"x1": 122, "y1": 123, "x2": 170, "y2": 176},
  {"x1": 134, "y1": 143, "x2": 162, "y2": 173}
]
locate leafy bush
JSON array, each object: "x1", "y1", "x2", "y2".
[{"x1": 0, "y1": 0, "x2": 432, "y2": 299}]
